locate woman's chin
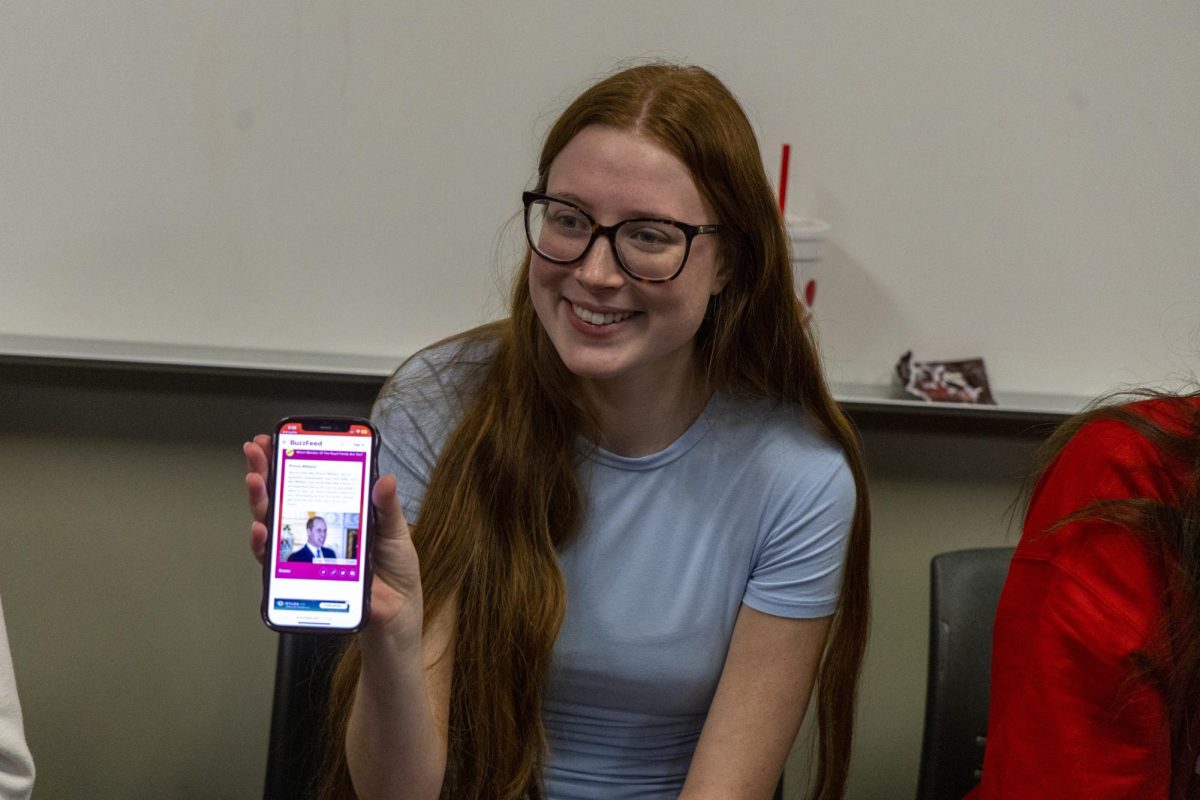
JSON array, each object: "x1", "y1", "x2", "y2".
[{"x1": 558, "y1": 355, "x2": 628, "y2": 383}]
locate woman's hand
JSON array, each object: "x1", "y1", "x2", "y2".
[
  {"x1": 244, "y1": 435, "x2": 424, "y2": 636},
  {"x1": 244, "y1": 435, "x2": 274, "y2": 565}
]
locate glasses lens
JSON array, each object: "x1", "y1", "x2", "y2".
[
  {"x1": 526, "y1": 198, "x2": 591, "y2": 263},
  {"x1": 615, "y1": 221, "x2": 687, "y2": 281}
]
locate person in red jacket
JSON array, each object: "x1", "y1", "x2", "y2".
[{"x1": 971, "y1": 391, "x2": 1200, "y2": 800}]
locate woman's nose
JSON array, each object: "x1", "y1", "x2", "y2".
[{"x1": 574, "y1": 235, "x2": 625, "y2": 289}]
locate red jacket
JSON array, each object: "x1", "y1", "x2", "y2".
[{"x1": 969, "y1": 397, "x2": 1198, "y2": 799}]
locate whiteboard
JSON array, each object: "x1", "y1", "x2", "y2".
[{"x1": 2, "y1": 2, "x2": 1198, "y2": 397}]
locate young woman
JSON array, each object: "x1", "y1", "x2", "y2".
[
  {"x1": 246, "y1": 63, "x2": 871, "y2": 800},
  {"x1": 973, "y1": 390, "x2": 1200, "y2": 799}
]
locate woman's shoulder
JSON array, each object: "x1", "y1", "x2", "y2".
[
  {"x1": 379, "y1": 330, "x2": 498, "y2": 397},
  {"x1": 391, "y1": 330, "x2": 499, "y2": 384},
  {"x1": 1126, "y1": 392, "x2": 1200, "y2": 433},
  {"x1": 372, "y1": 328, "x2": 500, "y2": 431},
  {"x1": 717, "y1": 393, "x2": 840, "y2": 443},
  {"x1": 1019, "y1": 393, "x2": 1198, "y2": 564},
  {"x1": 711, "y1": 393, "x2": 850, "y2": 478},
  {"x1": 1052, "y1": 394, "x2": 1199, "y2": 479},
  {"x1": 1010, "y1": 396, "x2": 1198, "y2": 638}
]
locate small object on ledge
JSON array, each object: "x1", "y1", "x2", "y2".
[
  {"x1": 895, "y1": 351, "x2": 996, "y2": 405},
  {"x1": 786, "y1": 215, "x2": 830, "y2": 262},
  {"x1": 786, "y1": 215, "x2": 829, "y2": 308}
]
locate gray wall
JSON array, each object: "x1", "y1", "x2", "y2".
[{"x1": 0, "y1": 361, "x2": 1042, "y2": 799}]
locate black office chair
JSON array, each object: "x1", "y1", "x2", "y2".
[
  {"x1": 264, "y1": 633, "x2": 351, "y2": 800},
  {"x1": 915, "y1": 547, "x2": 1014, "y2": 800},
  {"x1": 264, "y1": 631, "x2": 786, "y2": 799}
]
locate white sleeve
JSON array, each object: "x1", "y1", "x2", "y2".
[{"x1": 0, "y1": 595, "x2": 34, "y2": 800}]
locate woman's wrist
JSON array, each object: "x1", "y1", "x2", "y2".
[{"x1": 360, "y1": 603, "x2": 424, "y2": 667}]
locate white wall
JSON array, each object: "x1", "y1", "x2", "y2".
[{"x1": 2, "y1": 2, "x2": 1198, "y2": 395}]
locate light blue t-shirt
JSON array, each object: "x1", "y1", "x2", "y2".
[{"x1": 374, "y1": 341, "x2": 855, "y2": 800}]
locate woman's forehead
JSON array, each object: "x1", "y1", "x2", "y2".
[{"x1": 546, "y1": 125, "x2": 710, "y2": 220}]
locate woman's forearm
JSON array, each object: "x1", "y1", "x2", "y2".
[{"x1": 345, "y1": 625, "x2": 449, "y2": 800}]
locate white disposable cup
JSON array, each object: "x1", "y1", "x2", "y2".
[{"x1": 786, "y1": 215, "x2": 830, "y2": 262}]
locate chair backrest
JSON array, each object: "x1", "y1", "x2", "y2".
[
  {"x1": 915, "y1": 547, "x2": 1014, "y2": 800},
  {"x1": 264, "y1": 633, "x2": 351, "y2": 800}
]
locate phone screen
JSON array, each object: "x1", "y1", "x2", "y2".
[{"x1": 263, "y1": 418, "x2": 376, "y2": 632}]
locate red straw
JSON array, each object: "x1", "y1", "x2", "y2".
[{"x1": 778, "y1": 143, "x2": 791, "y2": 213}]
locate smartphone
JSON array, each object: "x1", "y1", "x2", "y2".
[{"x1": 261, "y1": 416, "x2": 378, "y2": 633}]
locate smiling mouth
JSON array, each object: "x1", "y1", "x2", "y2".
[{"x1": 571, "y1": 302, "x2": 636, "y2": 326}]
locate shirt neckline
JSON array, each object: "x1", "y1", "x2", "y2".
[{"x1": 580, "y1": 393, "x2": 723, "y2": 472}]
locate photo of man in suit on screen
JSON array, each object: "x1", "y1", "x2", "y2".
[{"x1": 286, "y1": 516, "x2": 336, "y2": 562}]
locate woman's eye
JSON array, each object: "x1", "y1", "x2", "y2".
[
  {"x1": 628, "y1": 226, "x2": 671, "y2": 247},
  {"x1": 550, "y1": 210, "x2": 588, "y2": 232}
]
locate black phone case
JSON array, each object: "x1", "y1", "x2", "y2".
[{"x1": 260, "y1": 415, "x2": 378, "y2": 635}]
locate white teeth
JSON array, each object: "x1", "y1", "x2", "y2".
[{"x1": 572, "y1": 303, "x2": 634, "y2": 326}]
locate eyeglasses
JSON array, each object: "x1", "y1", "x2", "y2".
[{"x1": 522, "y1": 191, "x2": 720, "y2": 283}]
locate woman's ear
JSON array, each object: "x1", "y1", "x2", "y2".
[{"x1": 711, "y1": 257, "x2": 732, "y2": 296}]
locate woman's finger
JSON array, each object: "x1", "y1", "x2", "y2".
[
  {"x1": 370, "y1": 475, "x2": 407, "y2": 543},
  {"x1": 245, "y1": 469, "x2": 270, "y2": 525},
  {"x1": 250, "y1": 520, "x2": 267, "y2": 564},
  {"x1": 244, "y1": 436, "x2": 270, "y2": 477}
]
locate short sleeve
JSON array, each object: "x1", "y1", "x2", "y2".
[
  {"x1": 742, "y1": 449, "x2": 856, "y2": 619},
  {"x1": 370, "y1": 341, "x2": 489, "y2": 523}
]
